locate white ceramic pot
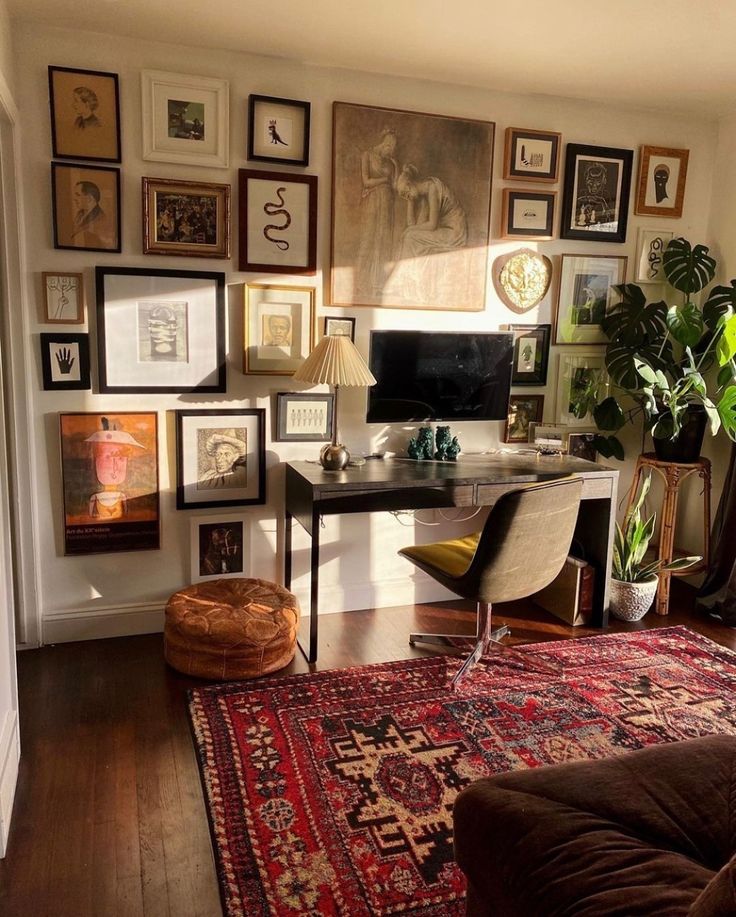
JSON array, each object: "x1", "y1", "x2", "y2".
[{"x1": 610, "y1": 575, "x2": 658, "y2": 622}]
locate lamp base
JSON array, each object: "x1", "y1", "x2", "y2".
[{"x1": 319, "y1": 443, "x2": 350, "y2": 471}]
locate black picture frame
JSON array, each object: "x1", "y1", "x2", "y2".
[
  {"x1": 508, "y1": 323, "x2": 551, "y2": 386},
  {"x1": 96, "y1": 267, "x2": 226, "y2": 394},
  {"x1": 247, "y1": 94, "x2": 311, "y2": 167},
  {"x1": 501, "y1": 189, "x2": 556, "y2": 241},
  {"x1": 560, "y1": 143, "x2": 634, "y2": 244},
  {"x1": 51, "y1": 162, "x2": 121, "y2": 253},
  {"x1": 503, "y1": 127, "x2": 561, "y2": 183},
  {"x1": 48, "y1": 65, "x2": 121, "y2": 163},
  {"x1": 40, "y1": 332, "x2": 91, "y2": 390},
  {"x1": 275, "y1": 392, "x2": 334, "y2": 442}
]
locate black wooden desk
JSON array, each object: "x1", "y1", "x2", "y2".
[{"x1": 284, "y1": 455, "x2": 619, "y2": 663}]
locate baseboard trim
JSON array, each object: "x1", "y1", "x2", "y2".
[
  {"x1": 43, "y1": 601, "x2": 165, "y2": 644},
  {"x1": 0, "y1": 710, "x2": 19, "y2": 858}
]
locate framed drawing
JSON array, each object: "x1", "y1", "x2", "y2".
[
  {"x1": 190, "y1": 514, "x2": 250, "y2": 583},
  {"x1": 560, "y1": 143, "x2": 633, "y2": 243},
  {"x1": 555, "y1": 254, "x2": 627, "y2": 344},
  {"x1": 503, "y1": 127, "x2": 561, "y2": 182},
  {"x1": 330, "y1": 101, "x2": 494, "y2": 311},
  {"x1": 51, "y1": 162, "x2": 121, "y2": 253},
  {"x1": 323, "y1": 316, "x2": 355, "y2": 341},
  {"x1": 48, "y1": 66, "x2": 121, "y2": 163},
  {"x1": 41, "y1": 332, "x2": 90, "y2": 390},
  {"x1": 504, "y1": 394, "x2": 544, "y2": 443},
  {"x1": 59, "y1": 412, "x2": 160, "y2": 555},
  {"x1": 142, "y1": 177, "x2": 231, "y2": 258},
  {"x1": 141, "y1": 70, "x2": 229, "y2": 168},
  {"x1": 42, "y1": 272, "x2": 84, "y2": 323},
  {"x1": 238, "y1": 169, "x2": 317, "y2": 274},
  {"x1": 500, "y1": 189, "x2": 556, "y2": 240},
  {"x1": 275, "y1": 392, "x2": 334, "y2": 442},
  {"x1": 508, "y1": 324, "x2": 551, "y2": 385},
  {"x1": 175, "y1": 409, "x2": 265, "y2": 509},
  {"x1": 247, "y1": 94, "x2": 310, "y2": 166},
  {"x1": 96, "y1": 267, "x2": 225, "y2": 393},
  {"x1": 635, "y1": 146, "x2": 689, "y2": 218},
  {"x1": 555, "y1": 350, "x2": 607, "y2": 427},
  {"x1": 636, "y1": 229, "x2": 674, "y2": 283},
  {"x1": 244, "y1": 283, "x2": 315, "y2": 375}
]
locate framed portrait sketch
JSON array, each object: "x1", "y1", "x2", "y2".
[
  {"x1": 190, "y1": 514, "x2": 250, "y2": 583},
  {"x1": 59, "y1": 412, "x2": 160, "y2": 555},
  {"x1": 500, "y1": 189, "x2": 556, "y2": 240},
  {"x1": 323, "y1": 316, "x2": 355, "y2": 341},
  {"x1": 555, "y1": 350, "x2": 607, "y2": 427},
  {"x1": 635, "y1": 146, "x2": 689, "y2": 218},
  {"x1": 48, "y1": 66, "x2": 121, "y2": 163},
  {"x1": 41, "y1": 332, "x2": 90, "y2": 391},
  {"x1": 560, "y1": 143, "x2": 633, "y2": 243},
  {"x1": 244, "y1": 283, "x2": 315, "y2": 375},
  {"x1": 635, "y1": 229, "x2": 673, "y2": 283},
  {"x1": 504, "y1": 394, "x2": 544, "y2": 443},
  {"x1": 508, "y1": 324, "x2": 551, "y2": 385},
  {"x1": 330, "y1": 101, "x2": 494, "y2": 311},
  {"x1": 42, "y1": 272, "x2": 84, "y2": 323},
  {"x1": 555, "y1": 254, "x2": 627, "y2": 345},
  {"x1": 247, "y1": 94, "x2": 310, "y2": 166},
  {"x1": 175, "y1": 409, "x2": 265, "y2": 510},
  {"x1": 238, "y1": 169, "x2": 317, "y2": 274},
  {"x1": 275, "y1": 392, "x2": 334, "y2": 442},
  {"x1": 51, "y1": 162, "x2": 121, "y2": 253},
  {"x1": 141, "y1": 70, "x2": 229, "y2": 168},
  {"x1": 96, "y1": 267, "x2": 225, "y2": 393},
  {"x1": 142, "y1": 177, "x2": 231, "y2": 258},
  {"x1": 503, "y1": 127, "x2": 561, "y2": 182}
]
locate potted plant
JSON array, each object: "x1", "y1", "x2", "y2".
[
  {"x1": 592, "y1": 238, "x2": 736, "y2": 461},
  {"x1": 611, "y1": 472, "x2": 701, "y2": 621}
]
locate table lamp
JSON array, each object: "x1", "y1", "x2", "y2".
[{"x1": 293, "y1": 334, "x2": 377, "y2": 471}]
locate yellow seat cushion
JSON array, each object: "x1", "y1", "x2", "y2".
[{"x1": 399, "y1": 532, "x2": 480, "y2": 578}]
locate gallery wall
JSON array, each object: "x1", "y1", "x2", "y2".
[{"x1": 11, "y1": 20, "x2": 722, "y2": 642}]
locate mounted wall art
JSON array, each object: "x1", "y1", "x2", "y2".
[
  {"x1": 492, "y1": 249, "x2": 553, "y2": 314},
  {"x1": 41, "y1": 332, "x2": 91, "y2": 391},
  {"x1": 560, "y1": 143, "x2": 633, "y2": 243},
  {"x1": 48, "y1": 65, "x2": 121, "y2": 163},
  {"x1": 508, "y1": 323, "x2": 551, "y2": 386},
  {"x1": 554, "y1": 254, "x2": 627, "y2": 345},
  {"x1": 504, "y1": 394, "x2": 544, "y2": 443},
  {"x1": 555, "y1": 350, "x2": 607, "y2": 427},
  {"x1": 244, "y1": 283, "x2": 315, "y2": 375},
  {"x1": 503, "y1": 127, "x2": 561, "y2": 183},
  {"x1": 635, "y1": 146, "x2": 689, "y2": 218},
  {"x1": 51, "y1": 162, "x2": 121, "y2": 253},
  {"x1": 635, "y1": 229, "x2": 674, "y2": 283},
  {"x1": 275, "y1": 392, "x2": 334, "y2": 442},
  {"x1": 142, "y1": 177, "x2": 231, "y2": 258},
  {"x1": 500, "y1": 189, "x2": 556, "y2": 240},
  {"x1": 190, "y1": 514, "x2": 250, "y2": 583},
  {"x1": 42, "y1": 272, "x2": 84, "y2": 323},
  {"x1": 247, "y1": 94, "x2": 310, "y2": 166}
]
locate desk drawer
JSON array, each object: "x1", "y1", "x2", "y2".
[
  {"x1": 476, "y1": 476, "x2": 614, "y2": 506},
  {"x1": 581, "y1": 477, "x2": 613, "y2": 499},
  {"x1": 317, "y1": 484, "x2": 474, "y2": 513}
]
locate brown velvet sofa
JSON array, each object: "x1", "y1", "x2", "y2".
[{"x1": 453, "y1": 736, "x2": 736, "y2": 916}]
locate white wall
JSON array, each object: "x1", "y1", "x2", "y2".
[{"x1": 11, "y1": 21, "x2": 720, "y2": 640}]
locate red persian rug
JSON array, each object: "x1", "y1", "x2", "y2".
[{"x1": 188, "y1": 626, "x2": 736, "y2": 916}]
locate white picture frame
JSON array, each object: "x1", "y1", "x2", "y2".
[
  {"x1": 190, "y1": 513, "x2": 250, "y2": 583},
  {"x1": 555, "y1": 254, "x2": 627, "y2": 345},
  {"x1": 555, "y1": 350, "x2": 608, "y2": 427},
  {"x1": 635, "y1": 229, "x2": 674, "y2": 283}
]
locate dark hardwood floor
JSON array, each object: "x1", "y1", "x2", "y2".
[{"x1": 1, "y1": 584, "x2": 734, "y2": 916}]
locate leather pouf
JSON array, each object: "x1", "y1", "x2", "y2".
[{"x1": 164, "y1": 578, "x2": 300, "y2": 680}]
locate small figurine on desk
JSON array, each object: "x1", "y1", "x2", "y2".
[
  {"x1": 407, "y1": 426, "x2": 434, "y2": 460},
  {"x1": 435, "y1": 425, "x2": 461, "y2": 461}
]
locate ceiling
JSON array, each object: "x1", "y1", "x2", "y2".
[{"x1": 8, "y1": 0, "x2": 736, "y2": 117}]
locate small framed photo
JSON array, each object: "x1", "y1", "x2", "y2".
[
  {"x1": 560, "y1": 143, "x2": 633, "y2": 243},
  {"x1": 555, "y1": 350, "x2": 607, "y2": 427},
  {"x1": 508, "y1": 324, "x2": 551, "y2": 386},
  {"x1": 48, "y1": 66, "x2": 121, "y2": 163},
  {"x1": 635, "y1": 146, "x2": 689, "y2": 218},
  {"x1": 141, "y1": 70, "x2": 229, "y2": 168},
  {"x1": 529, "y1": 422, "x2": 567, "y2": 452},
  {"x1": 323, "y1": 316, "x2": 356, "y2": 341},
  {"x1": 244, "y1": 283, "x2": 315, "y2": 375},
  {"x1": 142, "y1": 177, "x2": 231, "y2": 258},
  {"x1": 40, "y1": 332, "x2": 90, "y2": 390},
  {"x1": 238, "y1": 169, "x2": 317, "y2": 274},
  {"x1": 567, "y1": 431, "x2": 598, "y2": 462},
  {"x1": 190, "y1": 514, "x2": 249, "y2": 583},
  {"x1": 635, "y1": 229, "x2": 674, "y2": 283},
  {"x1": 555, "y1": 254, "x2": 627, "y2": 345},
  {"x1": 247, "y1": 94, "x2": 310, "y2": 166},
  {"x1": 96, "y1": 267, "x2": 225, "y2": 394},
  {"x1": 500, "y1": 189, "x2": 556, "y2": 240},
  {"x1": 503, "y1": 127, "x2": 561, "y2": 182},
  {"x1": 51, "y1": 162, "x2": 121, "y2": 252},
  {"x1": 275, "y1": 392, "x2": 334, "y2": 442},
  {"x1": 504, "y1": 395, "x2": 544, "y2": 443},
  {"x1": 175, "y1": 409, "x2": 265, "y2": 510},
  {"x1": 42, "y1": 272, "x2": 84, "y2": 324}
]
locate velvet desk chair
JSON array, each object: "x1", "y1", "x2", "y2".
[{"x1": 398, "y1": 477, "x2": 583, "y2": 687}]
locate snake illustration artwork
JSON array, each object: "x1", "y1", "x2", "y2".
[{"x1": 263, "y1": 187, "x2": 291, "y2": 251}]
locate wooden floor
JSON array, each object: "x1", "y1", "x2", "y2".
[{"x1": 1, "y1": 584, "x2": 735, "y2": 916}]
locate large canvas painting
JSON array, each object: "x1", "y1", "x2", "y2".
[{"x1": 330, "y1": 102, "x2": 495, "y2": 312}]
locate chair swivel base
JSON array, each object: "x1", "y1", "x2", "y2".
[{"x1": 409, "y1": 625, "x2": 511, "y2": 649}]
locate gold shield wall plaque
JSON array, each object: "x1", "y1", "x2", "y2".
[{"x1": 492, "y1": 248, "x2": 552, "y2": 313}]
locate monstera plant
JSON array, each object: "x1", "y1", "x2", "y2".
[{"x1": 592, "y1": 238, "x2": 736, "y2": 460}]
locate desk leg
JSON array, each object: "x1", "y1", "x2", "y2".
[
  {"x1": 296, "y1": 510, "x2": 320, "y2": 664},
  {"x1": 574, "y1": 496, "x2": 615, "y2": 627},
  {"x1": 284, "y1": 511, "x2": 293, "y2": 590}
]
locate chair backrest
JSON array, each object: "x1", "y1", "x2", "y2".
[{"x1": 462, "y1": 477, "x2": 583, "y2": 604}]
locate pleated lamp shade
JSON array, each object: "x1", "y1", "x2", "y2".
[{"x1": 293, "y1": 334, "x2": 377, "y2": 387}]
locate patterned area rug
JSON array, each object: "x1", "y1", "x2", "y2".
[{"x1": 188, "y1": 626, "x2": 736, "y2": 916}]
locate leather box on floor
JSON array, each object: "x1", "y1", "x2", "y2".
[{"x1": 533, "y1": 555, "x2": 594, "y2": 626}]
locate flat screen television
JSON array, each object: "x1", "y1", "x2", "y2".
[{"x1": 366, "y1": 330, "x2": 514, "y2": 423}]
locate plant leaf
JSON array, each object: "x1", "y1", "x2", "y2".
[
  {"x1": 667, "y1": 302, "x2": 704, "y2": 347},
  {"x1": 660, "y1": 555, "x2": 703, "y2": 572},
  {"x1": 718, "y1": 362, "x2": 736, "y2": 388},
  {"x1": 593, "y1": 397, "x2": 626, "y2": 432},
  {"x1": 716, "y1": 314, "x2": 736, "y2": 366},
  {"x1": 602, "y1": 287, "x2": 667, "y2": 347},
  {"x1": 663, "y1": 237, "x2": 717, "y2": 294},
  {"x1": 703, "y1": 281, "x2": 736, "y2": 330},
  {"x1": 635, "y1": 359, "x2": 659, "y2": 385},
  {"x1": 592, "y1": 434, "x2": 624, "y2": 461},
  {"x1": 717, "y1": 384, "x2": 736, "y2": 440},
  {"x1": 605, "y1": 338, "x2": 673, "y2": 390}
]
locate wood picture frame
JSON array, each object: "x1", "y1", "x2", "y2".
[
  {"x1": 190, "y1": 514, "x2": 250, "y2": 583},
  {"x1": 275, "y1": 392, "x2": 334, "y2": 442},
  {"x1": 238, "y1": 169, "x2": 317, "y2": 274},
  {"x1": 555, "y1": 350, "x2": 607, "y2": 427},
  {"x1": 504, "y1": 394, "x2": 544, "y2": 443},
  {"x1": 175, "y1": 409, "x2": 266, "y2": 510},
  {"x1": 244, "y1": 283, "x2": 315, "y2": 375},
  {"x1": 560, "y1": 143, "x2": 633, "y2": 243},
  {"x1": 508, "y1": 323, "x2": 551, "y2": 386},
  {"x1": 40, "y1": 332, "x2": 91, "y2": 391},
  {"x1": 51, "y1": 162, "x2": 121, "y2": 253},
  {"x1": 42, "y1": 272, "x2": 84, "y2": 324},
  {"x1": 500, "y1": 189, "x2": 556, "y2": 240},
  {"x1": 635, "y1": 228, "x2": 674, "y2": 283},
  {"x1": 142, "y1": 177, "x2": 231, "y2": 258},
  {"x1": 323, "y1": 316, "x2": 356, "y2": 341},
  {"x1": 635, "y1": 146, "x2": 689, "y2": 218},
  {"x1": 555, "y1": 254, "x2": 627, "y2": 345},
  {"x1": 503, "y1": 127, "x2": 561, "y2": 182},
  {"x1": 48, "y1": 66, "x2": 121, "y2": 163},
  {"x1": 247, "y1": 94, "x2": 310, "y2": 166}
]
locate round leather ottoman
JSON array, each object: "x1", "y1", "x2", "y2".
[{"x1": 164, "y1": 578, "x2": 299, "y2": 680}]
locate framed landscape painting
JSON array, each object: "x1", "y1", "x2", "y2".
[
  {"x1": 48, "y1": 66, "x2": 121, "y2": 163},
  {"x1": 142, "y1": 177, "x2": 231, "y2": 258},
  {"x1": 560, "y1": 144, "x2": 633, "y2": 243}
]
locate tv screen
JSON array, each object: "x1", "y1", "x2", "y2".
[{"x1": 366, "y1": 330, "x2": 514, "y2": 423}]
